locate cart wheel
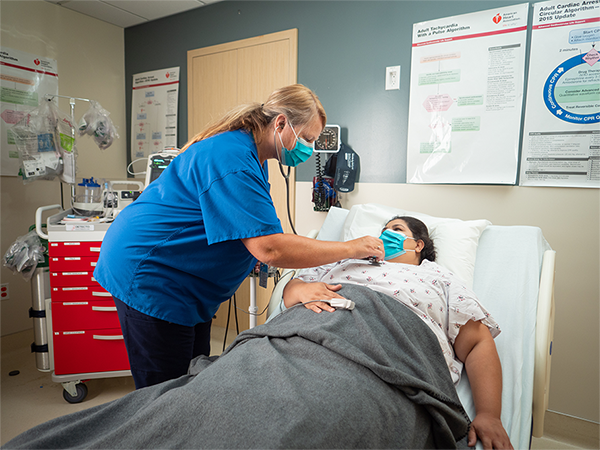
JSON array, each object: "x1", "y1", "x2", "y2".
[{"x1": 63, "y1": 382, "x2": 88, "y2": 403}]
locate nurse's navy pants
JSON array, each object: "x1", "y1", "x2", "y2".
[{"x1": 113, "y1": 298, "x2": 211, "y2": 389}]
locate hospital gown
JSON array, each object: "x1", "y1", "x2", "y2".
[{"x1": 296, "y1": 259, "x2": 500, "y2": 384}]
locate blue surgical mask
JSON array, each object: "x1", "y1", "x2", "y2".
[
  {"x1": 379, "y1": 229, "x2": 416, "y2": 260},
  {"x1": 275, "y1": 121, "x2": 313, "y2": 167}
]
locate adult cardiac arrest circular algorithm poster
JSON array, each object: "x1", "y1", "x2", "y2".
[{"x1": 520, "y1": 0, "x2": 600, "y2": 188}]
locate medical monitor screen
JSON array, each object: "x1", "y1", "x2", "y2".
[{"x1": 145, "y1": 152, "x2": 177, "y2": 187}]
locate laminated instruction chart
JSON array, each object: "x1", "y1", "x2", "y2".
[
  {"x1": 520, "y1": 0, "x2": 600, "y2": 188},
  {"x1": 131, "y1": 67, "x2": 179, "y2": 162},
  {"x1": 407, "y1": 3, "x2": 528, "y2": 184},
  {"x1": 0, "y1": 47, "x2": 58, "y2": 176}
]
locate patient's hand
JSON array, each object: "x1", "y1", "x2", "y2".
[
  {"x1": 283, "y1": 279, "x2": 345, "y2": 313},
  {"x1": 468, "y1": 413, "x2": 513, "y2": 450}
]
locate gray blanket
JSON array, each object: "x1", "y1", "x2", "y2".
[{"x1": 5, "y1": 284, "x2": 470, "y2": 449}]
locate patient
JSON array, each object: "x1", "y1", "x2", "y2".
[{"x1": 283, "y1": 216, "x2": 514, "y2": 450}]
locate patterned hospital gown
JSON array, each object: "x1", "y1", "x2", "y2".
[{"x1": 295, "y1": 259, "x2": 501, "y2": 384}]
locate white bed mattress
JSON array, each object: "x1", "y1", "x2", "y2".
[{"x1": 463, "y1": 225, "x2": 551, "y2": 449}]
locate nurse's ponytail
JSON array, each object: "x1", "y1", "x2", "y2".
[{"x1": 182, "y1": 84, "x2": 326, "y2": 151}]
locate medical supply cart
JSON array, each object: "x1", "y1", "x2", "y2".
[{"x1": 35, "y1": 205, "x2": 130, "y2": 403}]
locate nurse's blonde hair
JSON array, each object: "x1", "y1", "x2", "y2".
[{"x1": 181, "y1": 84, "x2": 326, "y2": 151}]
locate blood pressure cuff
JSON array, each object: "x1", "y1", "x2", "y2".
[{"x1": 334, "y1": 144, "x2": 359, "y2": 193}]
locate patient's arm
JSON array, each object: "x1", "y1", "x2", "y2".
[
  {"x1": 283, "y1": 278, "x2": 344, "y2": 313},
  {"x1": 454, "y1": 320, "x2": 514, "y2": 450}
]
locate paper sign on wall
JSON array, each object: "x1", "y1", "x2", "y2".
[
  {"x1": 0, "y1": 47, "x2": 59, "y2": 176},
  {"x1": 407, "y1": 4, "x2": 528, "y2": 184},
  {"x1": 131, "y1": 67, "x2": 179, "y2": 162},
  {"x1": 519, "y1": 0, "x2": 599, "y2": 188}
]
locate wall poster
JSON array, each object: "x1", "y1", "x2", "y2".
[
  {"x1": 520, "y1": 0, "x2": 599, "y2": 188},
  {"x1": 0, "y1": 47, "x2": 59, "y2": 176},
  {"x1": 407, "y1": 4, "x2": 528, "y2": 184},
  {"x1": 131, "y1": 67, "x2": 179, "y2": 162}
]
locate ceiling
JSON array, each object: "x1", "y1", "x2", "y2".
[{"x1": 43, "y1": 0, "x2": 222, "y2": 28}]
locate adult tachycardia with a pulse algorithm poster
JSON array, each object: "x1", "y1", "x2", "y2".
[{"x1": 93, "y1": 84, "x2": 384, "y2": 389}]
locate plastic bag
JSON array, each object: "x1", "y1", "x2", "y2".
[
  {"x1": 3, "y1": 231, "x2": 46, "y2": 281},
  {"x1": 12, "y1": 100, "x2": 63, "y2": 184},
  {"x1": 78, "y1": 100, "x2": 119, "y2": 149},
  {"x1": 53, "y1": 103, "x2": 78, "y2": 184}
]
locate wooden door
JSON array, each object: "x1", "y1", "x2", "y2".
[{"x1": 187, "y1": 29, "x2": 298, "y2": 331}]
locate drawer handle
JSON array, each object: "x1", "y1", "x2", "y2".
[
  {"x1": 93, "y1": 335, "x2": 123, "y2": 341},
  {"x1": 92, "y1": 292, "x2": 112, "y2": 297},
  {"x1": 90, "y1": 247, "x2": 101, "y2": 252},
  {"x1": 92, "y1": 306, "x2": 117, "y2": 312}
]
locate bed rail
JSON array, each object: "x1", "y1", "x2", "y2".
[{"x1": 532, "y1": 249, "x2": 557, "y2": 438}]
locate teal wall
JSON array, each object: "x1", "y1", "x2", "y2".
[{"x1": 124, "y1": 0, "x2": 529, "y2": 183}]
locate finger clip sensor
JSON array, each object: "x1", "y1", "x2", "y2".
[{"x1": 322, "y1": 299, "x2": 355, "y2": 310}]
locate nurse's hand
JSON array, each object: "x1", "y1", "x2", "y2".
[
  {"x1": 283, "y1": 279, "x2": 344, "y2": 313},
  {"x1": 345, "y1": 236, "x2": 385, "y2": 261}
]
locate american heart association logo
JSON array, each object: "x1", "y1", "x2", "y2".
[
  {"x1": 493, "y1": 14, "x2": 502, "y2": 24},
  {"x1": 166, "y1": 72, "x2": 170, "y2": 78},
  {"x1": 34, "y1": 59, "x2": 40, "y2": 65}
]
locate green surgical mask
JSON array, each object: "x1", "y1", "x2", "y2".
[
  {"x1": 276, "y1": 121, "x2": 313, "y2": 167},
  {"x1": 379, "y1": 229, "x2": 416, "y2": 260}
]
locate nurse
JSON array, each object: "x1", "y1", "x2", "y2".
[{"x1": 94, "y1": 84, "x2": 384, "y2": 389}]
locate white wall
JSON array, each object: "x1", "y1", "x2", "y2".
[
  {"x1": 1, "y1": 1, "x2": 127, "y2": 335},
  {"x1": 296, "y1": 181, "x2": 600, "y2": 423}
]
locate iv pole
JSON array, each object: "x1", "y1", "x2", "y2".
[{"x1": 44, "y1": 94, "x2": 91, "y2": 209}]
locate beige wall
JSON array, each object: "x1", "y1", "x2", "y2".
[
  {"x1": 296, "y1": 181, "x2": 600, "y2": 423},
  {"x1": 1, "y1": 1, "x2": 127, "y2": 335}
]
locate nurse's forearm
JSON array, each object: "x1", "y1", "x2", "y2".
[{"x1": 241, "y1": 233, "x2": 383, "y2": 269}]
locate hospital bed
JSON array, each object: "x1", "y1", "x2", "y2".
[
  {"x1": 5, "y1": 203, "x2": 555, "y2": 450},
  {"x1": 268, "y1": 203, "x2": 556, "y2": 450}
]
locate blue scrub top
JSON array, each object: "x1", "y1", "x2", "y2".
[{"x1": 93, "y1": 130, "x2": 283, "y2": 326}]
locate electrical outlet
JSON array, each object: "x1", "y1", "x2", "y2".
[
  {"x1": 1, "y1": 283, "x2": 9, "y2": 301},
  {"x1": 385, "y1": 65, "x2": 401, "y2": 90}
]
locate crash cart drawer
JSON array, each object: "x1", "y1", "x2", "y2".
[
  {"x1": 52, "y1": 328, "x2": 129, "y2": 375},
  {"x1": 48, "y1": 241, "x2": 102, "y2": 257},
  {"x1": 50, "y1": 271, "x2": 99, "y2": 287},
  {"x1": 52, "y1": 300, "x2": 121, "y2": 331},
  {"x1": 51, "y1": 286, "x2": 113, "y2": 301},
  {"x1": 50, "y1": 256, "x2": 98, "y2": 272}
]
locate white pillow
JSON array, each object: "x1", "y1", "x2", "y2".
[
  {"x1": 316, "y1": 207, "x2": 350, "y2": 241},
  {"x1": 342, "y1": 203, "x2": 490, "y2": 289}
]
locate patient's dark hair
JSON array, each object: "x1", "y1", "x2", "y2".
[{"x1": 385, "y1": 216, "x2": 436, "y2": 263}]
